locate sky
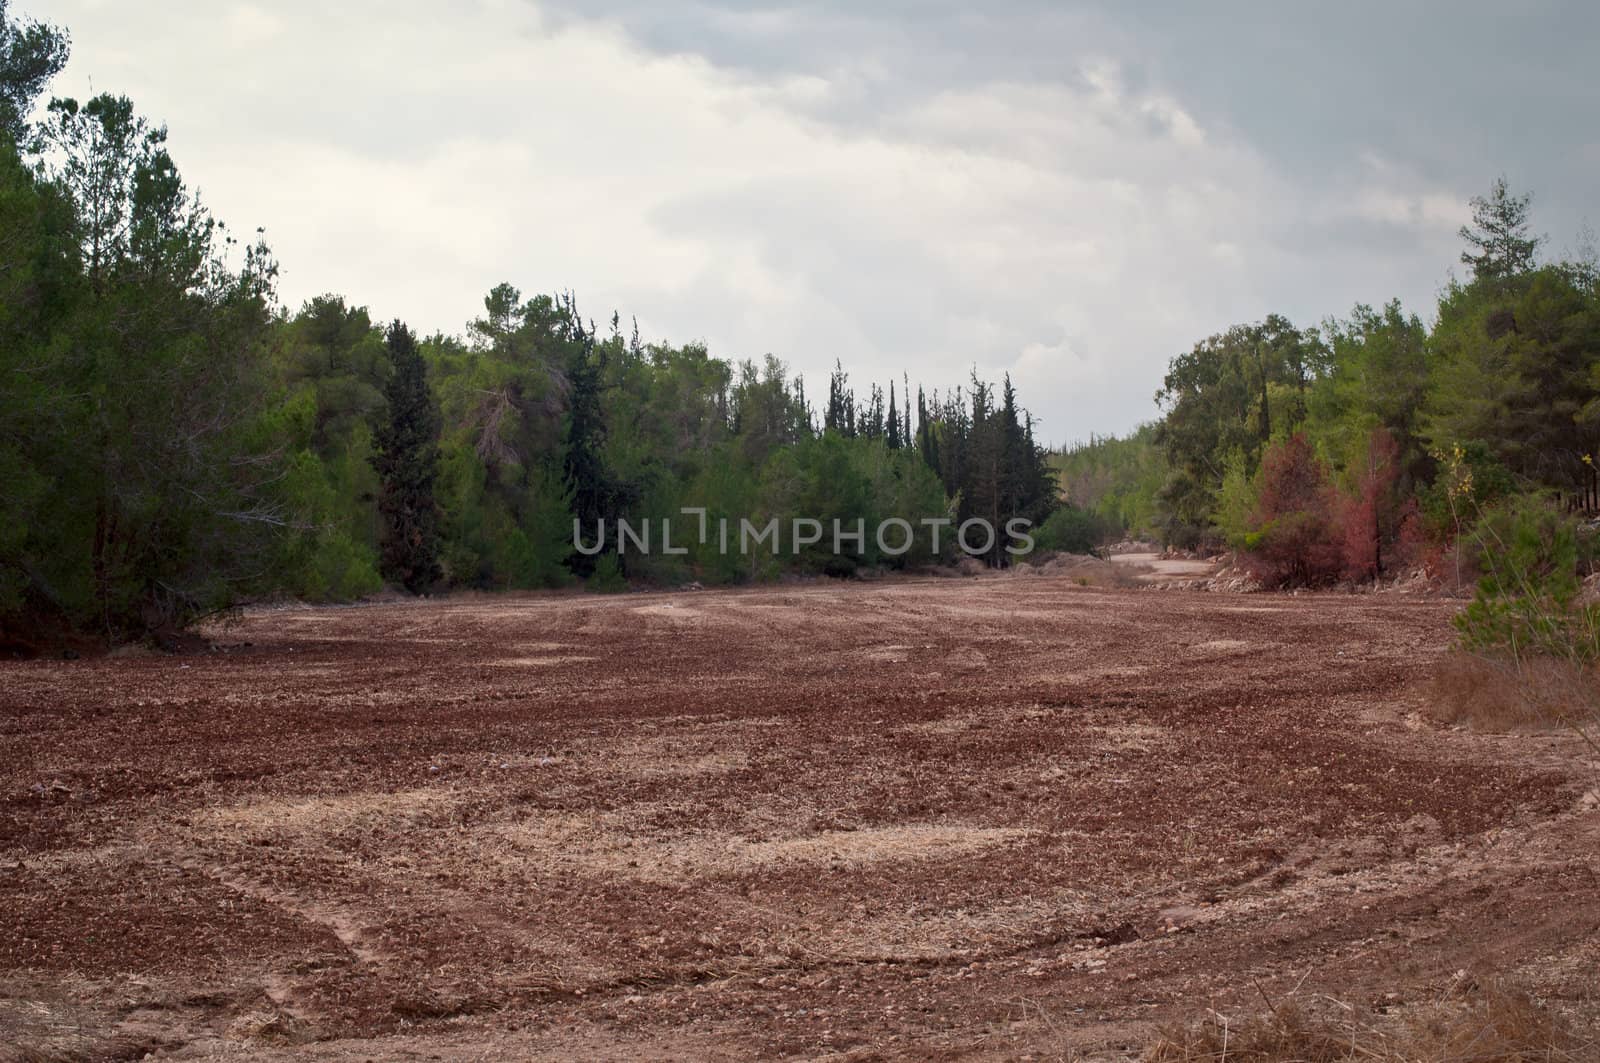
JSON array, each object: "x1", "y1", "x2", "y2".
[{"x1": 30, "y1": 0, "x2": 1600, "y2": 444}]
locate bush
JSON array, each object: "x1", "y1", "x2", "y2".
[
  {"x1": 587, "y1": 552, "x2": 627, "y2": 593},
  {"x1": 1240, "y1": 434, "x2": 1343, "y2": 587},
  {"x1": 1455, "y1": 501, "x2": 1599, "y2": 663},
  {"x1": 1429, "y1": 652, "x2": 1597, "y2": 731},
  {"x1": 1034, "y1": 505, "x2": 1113, "y2": 555}
]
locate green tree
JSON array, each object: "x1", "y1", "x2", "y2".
[
  {"x1": 1310, "y1": 300, "x2": 1432, "y2": 492},
  {"x1": 1459, "y1": 178, "x2": 1541, "y2": 283},
  {"x1": 1153, "y1": 315, "x2": 1325, "y2": 544},
  {"x1": 33, "y1": 93, "x2": 282, "y2": 637},
  {"x1": 372, "y1": 321, "x2": 443, "y2": 593},
  {"x1": 1423, "y1": 264, "x2": 1600, "y2": 492},
  {"x1": 0, "y1": 0, "x2": 68, "y2": 143}
]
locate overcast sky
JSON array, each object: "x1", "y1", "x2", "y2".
[{"x1": 32, "y1": 0, "x2": 1600, "y2": 443}]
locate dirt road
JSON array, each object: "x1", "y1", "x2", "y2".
[
  {"x1": 2, "y1": 576, "x2": 1596, "y2": 1059},
  {"x1": 1106, "y1": 552, "x2": 1219, "y2": 580}
]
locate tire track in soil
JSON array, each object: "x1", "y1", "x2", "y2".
[{"x1": 2, "y1": 577, "x2": 1596, "y2": 1058}]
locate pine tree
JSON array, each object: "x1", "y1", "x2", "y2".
[
  {"x1": 862, "y1": 383, "x2": 885, "y2": 440},
  {"x1": 887, "y1": 381, "x2": 901, "y2": 449},
  {"x1": 0, "y1": 1, "x2": 70, "y2": 143},
  {"x1": 372, "y1": 320, "x2": 443, "y2": 593},
  {"x1": 559, "y1": 293, "x2": 615, "y2": 573},
  {"x1": 1460, "y1": 178, "x2": 1541, "y2": 282},
  {"x1": 824, "y1": 360, "x2": 856, "y2": 436}
]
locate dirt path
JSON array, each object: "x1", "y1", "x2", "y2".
[
  {"x1": 2, "y1": 577, "x2": 1596, "y2": 1059},
  {"x1": 1107, "y1": 552, "x2": 1219, "y2": 580}
]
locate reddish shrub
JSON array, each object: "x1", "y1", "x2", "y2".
[{"x1": 1243, "y1": 433, "x2": 1343, "y2": 587}]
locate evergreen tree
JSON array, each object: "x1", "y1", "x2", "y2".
[
  {"x1": 887, "y1": 380, "x2": 902, "y2": 449},
  {"x1": 1459, "y1": 178, "x2": 1541, "y2": 283},
  {"x1": 824, "y1": 360, "x2": 856, "y2": 436},
  {"x1": 862, "y1": 383, "x2": 885, "y2": 440},
  {"x1": 372, "y1": 320, "x2": 443, "y2": 593},
  {"x1": 0, "y1": 0, "x2": 69, "y2": 143}
]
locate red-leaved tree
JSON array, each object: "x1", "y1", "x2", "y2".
[
  {"x1": 1244, "y1": 433, "x2": 1343, "y2": 587},
  {"x1": 1339, "y1": 427, "x2": 1403, "y2": 581}
]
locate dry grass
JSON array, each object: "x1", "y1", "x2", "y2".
[
  {"x1": 1428, "y1": 651, "x2": 1600, "y2": 733},
  {"x1": 1144, "y1": 978, "x2": 1593, "y2": 1062}
]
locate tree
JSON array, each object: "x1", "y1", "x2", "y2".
[
  {"x1": 1242, "y1": 433, "x2": 1342, "y2": 587},
  {"x1": 559, "y1": 293, "x2": 625, "y2": 574},
  {"x1": 1311, "y1": 300, "x2": 1431, "y2": 492},
  {"x1": 1154, "y1": 314, "x2": 1325, "y2": 544},
  {"x1": 1423, "y1": 264, "x2": 1600, "y2": 492},
  {"x1": 30, "y1": 93, "x2": 284, "y2": 638},
  {"x1": 372, "y1": 321, "x2": 443, "y2": 593},
  {"x1": 1339, "y1": 426, "x2": 1403, "y2": 580},
  {"x1": 1459, "y1": 178, "x2": 1541, "y2": 283},
  {"x1": 824, "y1": 360, "x2": 856, "y2": 437},
  {"x1": 0, "y1": 0, "x2": 68, "y2": 143}
]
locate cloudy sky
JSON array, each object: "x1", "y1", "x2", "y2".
[{"x1": 32, "y1": 0, "x2": 1600, "y2": 442}]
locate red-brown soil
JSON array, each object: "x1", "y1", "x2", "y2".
[{"x1": 2, "y1": 577, "x2": 1597, "y2": 1059}]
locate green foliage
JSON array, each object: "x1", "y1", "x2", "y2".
[
  {"x1": 1051, "y1": 424, "x2": 1164, "y2": 539},
  {"x1": 1154, "y1": 314, "x2": 1326, "y2": 542},
  {"x1": 1309, "y1": 300, "x2": 1432, "y2": 494},
  {"x1": 2, "y1": 91, "x2": 284, "y2": 639},
  {"x1": 1213, "y1": 450, "x2": 1262, "y2": 550},
  {"x1": 1455, "y1": 501, "x2": 1599, "y2": 663},
  {"x1": 1459, "y1": 178, "x2": 1542, "y2": 284},
  {"x1": 1418, "y1": 440, "x2": 1515, "y2": 542},
  {"x1": 914, "y1": 373, "x2": 1057, "y2": 566},
  {"x1": 587, "y1": 551, "x2": 626, "y2": 593},
  {"x1": 1423, "y1": 264, "x2": 1600, "y2": 493},
  {"x1": 1125, "y1": 179, "x2": 1600, "y2": 584},
  {"x1": 1033, "y1": 506, "x2": 1113, "y2": 555},
  {"x1": 372, "y1": 321, "x2": 443, "y2": 594},
  {"x1": 0, "y1": 0, "x2": 68, "y2": 142}
]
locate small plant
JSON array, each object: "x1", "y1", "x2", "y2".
[{"x1": 587, "y1": 552, "x2": 627, "y2": 594}]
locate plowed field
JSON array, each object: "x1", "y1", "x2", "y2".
[{"x1": 3, "y1": 577, "x2": 1597, "y2": 1059}]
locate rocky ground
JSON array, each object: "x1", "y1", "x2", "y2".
[{"x1": 2, "y1": 576, "x2": 1597, "y2": 1059}]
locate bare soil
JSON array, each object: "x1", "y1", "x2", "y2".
[{"x1": 2, "y1": 576, "x2": 1597, "y2": 1060}]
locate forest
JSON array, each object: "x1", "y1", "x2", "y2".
[
  {"x1": 1056, "y1": 179, "x2": 1600, "y2": 587},
  {"x1": 0, "y1": 3, "x2": 1059, "y2": 644},
  {"x1": 7, "y1": 0, "x2": 1599, "y2": 647}
]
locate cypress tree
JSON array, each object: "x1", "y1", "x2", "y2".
[{"x1": 372, "y1": 320, "x2": 443, "y2": 593}]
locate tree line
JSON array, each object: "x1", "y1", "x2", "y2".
[
  {"x1": 0, "y1": 3, "x2": 1059, "y2": 645},
  {"x1": 1057, "y1": 178, "x2": 1600, "y2": 585}
]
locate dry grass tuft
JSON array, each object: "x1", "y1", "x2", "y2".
[
  {"x1": 1143, "y1": 979, "x2": 1592, "y2": 1062},
  {"x1": 1428, "y1": 651, "x2": 1600, "y2": 733}
]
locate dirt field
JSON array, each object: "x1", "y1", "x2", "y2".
[{"x1": 3, "y1": 576, "x2": 1598, "y2": 1060}]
